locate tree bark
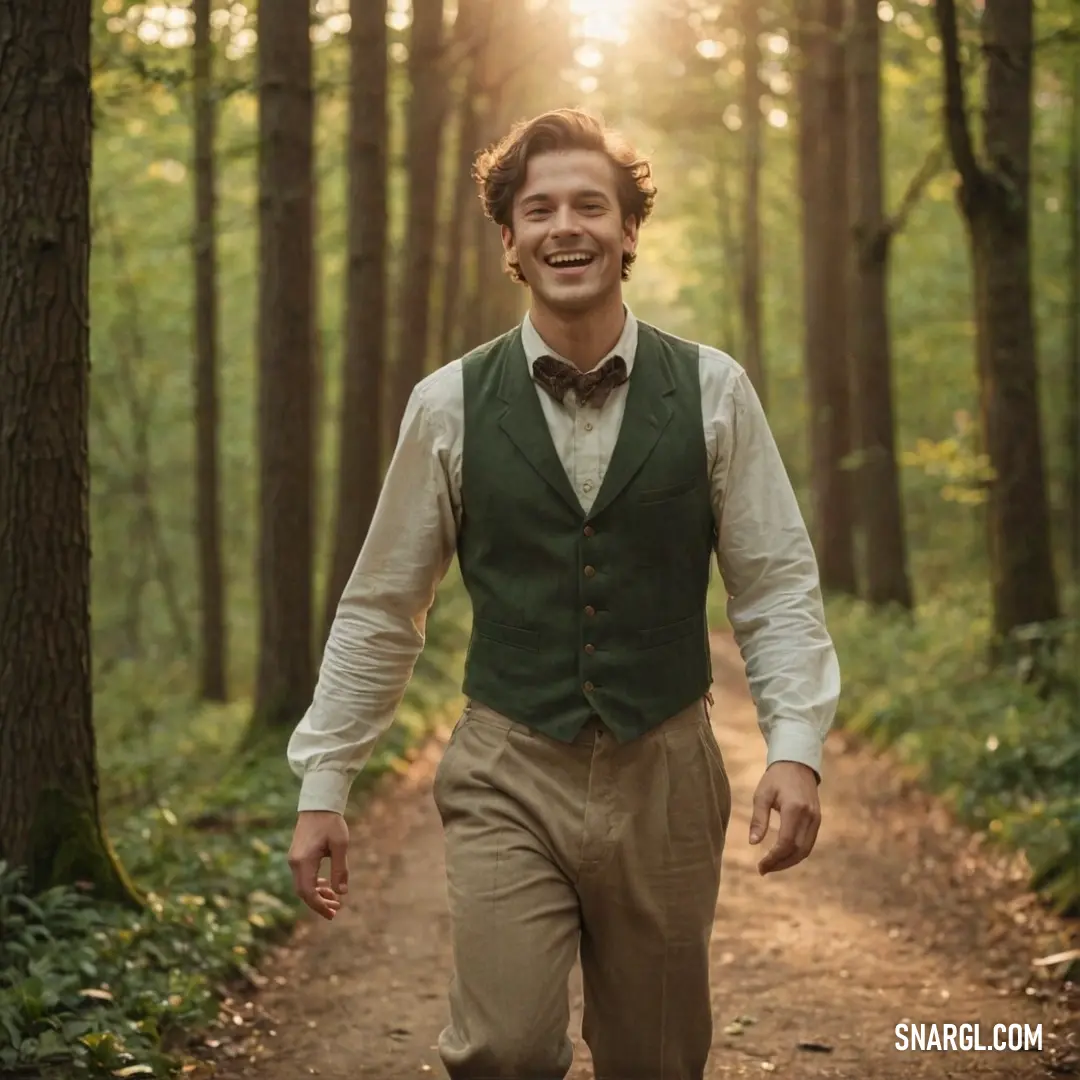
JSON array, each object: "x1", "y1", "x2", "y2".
[
  {"x1": 253, "y1": 0, "x2": 317, "y2": 731},
  {"x1": 439, "y1": 0, "x2": 485, "y2": 362},
  {"x1": 739, "y1": 0, "x2": 766, "y2": 409},
  {"x1": 193, "y1": 0, "x2": 228, "y2": 700},
  {"x1": 846, "y1": 0, "x2": 913, "y2": 609},
  {"x1": 935, "y1": 0, "x2": 1060, "y2": 643},
  {"x1": 1066, "y1": 50, "x2": 1080, "y2": 582},
  {"x1": 795, "y1": 0, "x2": 858, "y2": 595},
  {"x1": 387, "y1": 0, "x2": 448, "y2": 441},
  {"x1": 0, "y1": 0, "x2": 139, "y2": 904},
  {"x1": 322, "y1": 0, "x2": 389, "y2": 641}
]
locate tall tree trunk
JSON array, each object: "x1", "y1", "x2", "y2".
[
  {"x1": 846, "y1": 0, "x2": 913, "y2": 610},
  {"x1": 1066, "y1": 51, "x2": 1080, "y2": 583},
  {"x1": 739, "y1": 0, "x2": 766, "y2": 409},
  {"x1": 0, "y1": 0, "x2": 138, "y2": 904},
  {"x1": 192, "y1": 0, "x2": 228, "y2": 701},
  {"x1": 387, "y1": 0, "x2": 448, "y2": 440},
  {"x1": 936, "y1": 0, "x2": 1059, "y2": 645},
  {"x1": 322, "y1": 0, "x2": 389, "y2": 640},
  {"x1": 439, "y1": 0, "x2": 486, "y2": 362},
  {"x1": 253, "y1": 0, "x2": 316, "y2": 731},
  {"x1": 795, "y1": 0, "x2": 858, "y2": 595}
]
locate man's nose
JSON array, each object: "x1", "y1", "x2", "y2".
[{"x1": 549, "y1": 207, "x2": 583, "y2": 234}]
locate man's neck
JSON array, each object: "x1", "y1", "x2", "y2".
[{"x1": 529, "y1": 294, "x2": 626, "y2": 373}]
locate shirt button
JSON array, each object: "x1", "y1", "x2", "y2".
[
  {"x1": 584, "y1": 421, "x2": 593, "y2": 432},
  {"x1": 584, "y1": 565, "x2": 596, "y2": 578},
  {"x1": 583, "y1": 480, "x2": 593, "y2": 493},
  {"x1": 584, "y1": 643, "x2": 595, "y2": 654},
  {"x1": 583, "y1": 525, "x2": 595, "y2": 537},
  {"x1": 583, "y1": 681, "x2": 594, "y2": 692},
  {"x1": 584, "y1": 605, "x2": 596, "y2": 617}
]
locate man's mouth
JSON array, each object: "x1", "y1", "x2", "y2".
[{"x1": 544, "y1": 252, "x2": 596, "y2": 269}]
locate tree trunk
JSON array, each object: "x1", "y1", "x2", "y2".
[
  {"x1": 1066, "y1": 51, "x2": 1080, "y2": 582},
  {"x1": 387, "y1": 0, "x2": 448, "y2": 440},
  {"x1": 795, "y1": 0, "x2": 858, "y2": 595},
  {"x1": 846, "y1": 0, "x2": 913, "y2": 610},
  {"x1": 0, "y1": 0, "x2": 139, "y2": 904},
  {"x1": 192, "y1": 0, "x2": 228, "y2": 701},
  {"x1": 739, "y1": 0, "x2": 766, "y2": 409},
  {"x1": 322, "y1": 0, "x2": 389, "y2": 640},
  {"x1": 253, "y1": 0, "x2": 316, "y2": 731},
  {"x1": 439, "y1": 0, "x2": 485, "y2": 362},
  {"x1": 936, "y1": 0, "x2": 1059, "y2": 644}
]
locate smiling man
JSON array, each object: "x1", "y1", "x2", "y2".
[{"x1": 285, "y1": 108, "x2": 840, "y2": 1080}]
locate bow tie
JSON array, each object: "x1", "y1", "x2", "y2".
[{"x1": 532, "y1": 353, "x2": 628, "y2": 408}]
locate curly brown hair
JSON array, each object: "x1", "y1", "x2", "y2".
[{"x1": 472, "y1": 108, "x2": 657, "y2": 284}]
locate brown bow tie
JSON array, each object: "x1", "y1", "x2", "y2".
[{"x1": 532, "y1": 353, "x2": 628, "y2": 408}]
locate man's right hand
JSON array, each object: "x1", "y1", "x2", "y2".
[{"x1": 288, "y1": 810, "x2": 350, "y2": 920}]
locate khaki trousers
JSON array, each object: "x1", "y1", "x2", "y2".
[{"x1": 432, "y1": 697, "x2": 732, "y2": 1080}]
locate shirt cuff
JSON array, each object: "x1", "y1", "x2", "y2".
[
  {"x1": 296, "y1": 769, "x2": 354, "y2": 815},
  {"x1": 765, "y1": 720, "x2": 825, "y2": 782}
]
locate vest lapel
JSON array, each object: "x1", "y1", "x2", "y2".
[
  {"x1": 588, "y1": 325, "x2": 676, "y2": 519},
  {"x1": 496, "y1": 329, "x2": 583, "y2": 514}
]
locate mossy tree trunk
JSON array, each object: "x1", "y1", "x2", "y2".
[
  {"x1": 252, "y1": 0, "x2": 317, "y2": 734},
  {"x1": 0, "y1": 0, "x2": 140, "y2": 906}
]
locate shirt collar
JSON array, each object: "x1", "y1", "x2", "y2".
[{"x1": 521, "y1": 305, "x2": 639, "y2": 378}]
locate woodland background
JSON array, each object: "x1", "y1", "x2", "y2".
[{"x1": 0, "y1": 0, "x2": 1077, "y2": 1075}]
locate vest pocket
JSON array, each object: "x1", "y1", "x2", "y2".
[
  {"x1": 636, "y1": 475, "x2": 699, "y2": 504},
  {"x1": 638, "y1": 613, "x2": 701, "y2": 648},
  {"x1": 472, "y1": 617, "x2": 539, "y2": 652}
]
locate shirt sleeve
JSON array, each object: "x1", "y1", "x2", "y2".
[
  {"x1": 709, "y1": 367, "x2": 841, "y2": 781},
  {"x1": 286, "y1": 382, "x2": 459, "y2": 814}
]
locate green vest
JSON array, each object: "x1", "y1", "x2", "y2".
[{"x1": 456, "y1": 321, "x2": 716, "y2": 744}]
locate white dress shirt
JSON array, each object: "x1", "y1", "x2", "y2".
[{"x1": 287, "y1": 307, "x2": 840, "y2": 814}]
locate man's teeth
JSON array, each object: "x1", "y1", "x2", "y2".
[{"x1": 547, "y1": 254, "x2": 593, "y2": 266}]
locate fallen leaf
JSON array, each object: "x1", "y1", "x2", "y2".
[
  {"x1": 79, "y1": 988, "x2": 114, "y2": 1001},
  {"x1": 1032, "y1": 949, "x2": 1080, "y2": 968},
  {"x1": 112, "y1": 1067, "x2": 155, "y2": 1077}
]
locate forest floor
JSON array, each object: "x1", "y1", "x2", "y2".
[{"x1": 203, "y1": 633, "x2": 1079, "y2": 1080}]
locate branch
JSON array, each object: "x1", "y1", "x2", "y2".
[
  {"x1": 934, "y1": 0, "x2": 982, "y2": 187},
  {"x1": 883, "y1": 143, "x2": 945, "y2": 240}
]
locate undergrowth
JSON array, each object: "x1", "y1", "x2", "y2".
[
  {"x1": 827, "y1": 584, "x2": 1080, "y2": 918},
  {"x1": 0, "y1": 577, "x2": 471, "y2": 1079}
]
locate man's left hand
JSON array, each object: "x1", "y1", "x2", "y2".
[{"x1": 748, "y1": 761, "x2": 821, "y2": 875}]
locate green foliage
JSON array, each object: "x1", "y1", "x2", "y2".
[
  {"x1": 828, "y1": 586, "x2": 1080, "y2": 916},
  {"x1": 2, "y1": 564, "x2": 470, "y2": 1078}
]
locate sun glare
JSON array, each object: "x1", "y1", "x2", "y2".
[{"x1": 570, "y1": 0, "x2": 634, "y2": 45}]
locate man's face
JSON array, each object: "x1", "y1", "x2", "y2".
[{"x1": 502, "y1": 149, "x2": 638, "y2": 315}]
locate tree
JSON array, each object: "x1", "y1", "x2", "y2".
[
  {"x1": 794, "y1": 0, "x2": 858, "y2": 595},
  {"x1": 846, "y1": 0, "x2": 913, "y2": 610},
  {"x1": 252, "y1": 0, "x2": 317, "y2": 731},
  {"x1": 935, "y1": 0, "x2": 1060, "y2": 645},
  {"x1": 323, "y1": 0, "x2": 389, "y2": 639},
  {"x1": 193, "y1": 0, "x2": 228, "y2": 700},
  {"x1": 1066, "y1": 48, "x2": 1080, "y2": 582},
  {"x1": 0, "y1": 0, "x2": 138, "y2": 904},
  {"x1": 739, "y1": 0, "x2": 766, "y2": 410},
  {"x1": 387, "y1": 0, "x2": 449, "y2": 441}
]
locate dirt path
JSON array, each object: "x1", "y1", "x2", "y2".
[{"x1": 208, "y1": 633, "x2": 1079, "y2": 1079}]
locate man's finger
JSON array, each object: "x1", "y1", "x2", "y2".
[
  {"x1": 757, "y1": 809, "x2": 800, "y2": 874},
  {"x1": 748, "y1": 788, "x2": 775, "y2": 844},
  {"x1": 330, "y1": 837, "x2": 350, "y2": 895}
]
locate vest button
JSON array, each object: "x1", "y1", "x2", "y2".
[
  {"x1": 584, "y1": 565, "x2": 596, "y2": 577},
  {"x1": 583, "y1": 525, "x2": 595, "y2": 537},
  {"x1": 584, "y1": 605, "x2": 596, "y2": 617},
  {"x1": 583, "y1": 681, "x2": 594, "y2": 692},
  {"x1": 584, "y1": 643, "x2": 595, "y2": 654}
]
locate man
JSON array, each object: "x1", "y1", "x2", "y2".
[{"x1": 286, "y1": 108, "x2": 840, "y2": 1080}]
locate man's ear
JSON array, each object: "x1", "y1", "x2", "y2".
[
  {"x1": 500, "y1": 223, "x2": 516, "y2": 261},
  {"x1": 622, "y1": 215, "x2": 639, "y2": 258}
]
